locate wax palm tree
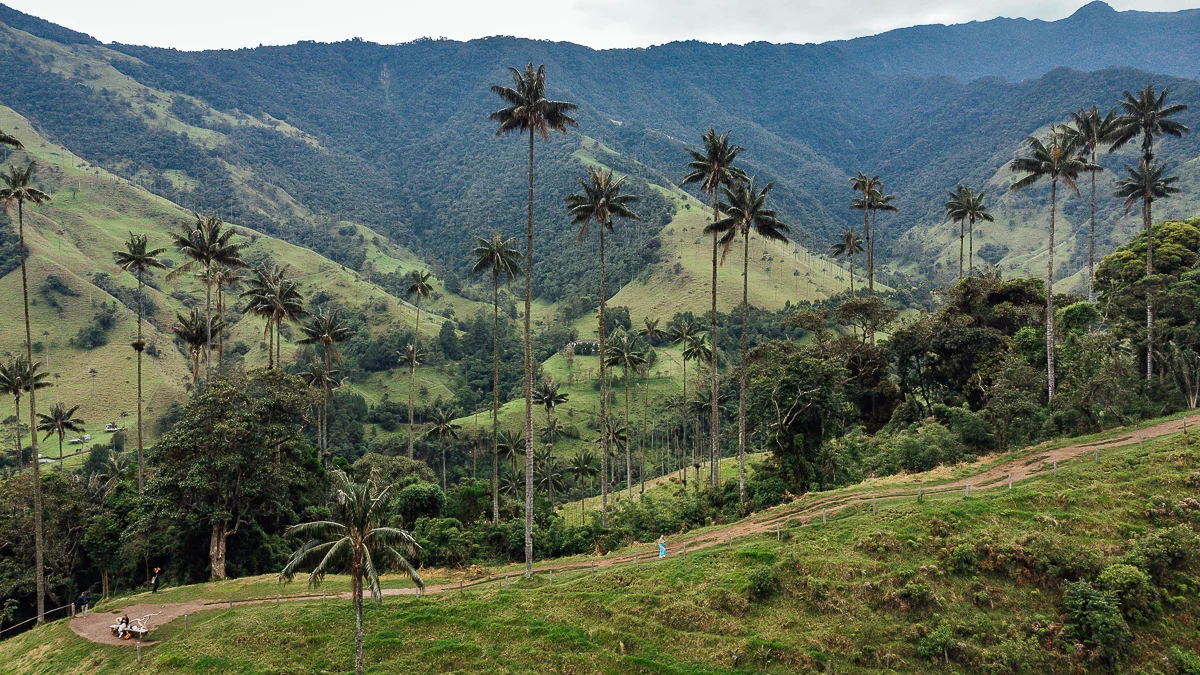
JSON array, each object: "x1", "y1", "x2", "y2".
[
  {"x1": 1009, "y1": 125, "x2": 1092, "y2": 399},
  {"x1": 469, "y1": 232, "x2": 522, "y2": 524},
  {"x1": 566, "y1": 166, "x2": 639, "y2": 522},
  {"x1": 113, "y1": 232, "x2": 167, "y2": 491},
  {"x1": 868, "y1": 184, "x2": 897, "y2": 291},
  {"x1": 36, "y1": 402, "x2": 84, "y2": 472},
  {"x1": 299, "y1": 360, "x2": 341, "y2": 463},
  {"x1": 532, "y1": 379, "x2": 569, "y2": 428},
  {"x1": 595, "y1": 419, "x2": 629, "y2": 496},
  {"x1": 680, "y1": 332, "x2": 711, "y2": 486},
  {"x1": 638, "y1": 317, "x2": 665, "y2": 493},
  {"x1": 403, "y1": 271, "x2": 434, "y2": 458},
  {"x1": 298, "y1": 310, "x2": 354, "y2": 461},
  {"x1": 944, "y1": 186, "x2": 994, "y2": 280},
  {"x1": 534, "y1": 447, "x2": 566, "y2": 501},
  {"x1": 281, "y1": 470, "x2": 423, "y2": 675},
  {"x1": 830, "y1": 228, "x2": 864, "y2": 297},
  {"x1": 1110, "y1": 86, "x2": 1190, "y2": 381},
  {"x1": 668, "y1": 319, "x2": 700, "y2": 486},
  {"x1": 496, "y1": 430, "x2": 525, "y2": 477},
  {"x1": 604, "y1": 330, "x2": 648, "y2": 500},
  {"x1": 0, "y1": 357, "x2": 48, "y2": 475},
  {"x1": 491, "y1": 62, "x2": 578, "y2": 578},
  {"x1": 424, "y1": 408, "x2": 461, "y2": 491},
  {"x1": 242, "y1": 264, "x2": 305, "y2": 370},
  {"x1": 167, "y1": 214, "x2": 245, "y2": 380},
  {"x1": 198, "y1": 265, "x2": 244, "y2": 369},
  {"x1": 849, "y1": 172, "x2": 877, "y2": 290},
  {"x1": 1068, "y1": 106, "x2": 1121, "y2": 303},
  {"x1": 707, "y1": 178, "x2": 789, "y2": 503},
  {"x1": 1115, "y1": 159, "x2": 1181, "y2": 372},
  {"x1": 172, "y1": 309, "x2": 212, "y2": 386},
  {"x1": 2, "y1": 161, "x2": 50, "y2": 623},
  {"x1": 682, "y1": 129, "x2": 745, "y2": 489},
  {"x1": 568, "y1": 449, "x2": 599, "y2": 522}
]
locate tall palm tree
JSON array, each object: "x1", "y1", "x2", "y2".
[
  {"x1": 1, "y1": 161, "x2": 49, "y2": 624},
  {"x1": 113, "y1": 233, "x2": 167, "y2": 492},
  {"x1": 496, "y1": 430, "x2": 525, "y2": 477},
  {"x1": 604, "y1": 330, "x2": 648, "y2": 500},
  {"x1": 830, "y1": 228, "x2": 864, "y2": 297},
  {"x1": 403, "y1": 271, "x2": 434, "y2": 459},
  {"x1": 1115, "y1": 159, "x2": 1181, "y2": 372},
  {"x1": 1110, "y1": 86, "x2": 1190, "y2": 381},
  {"x1": 638, "y1": 317, "x2": 665, "y2": 493},
  {"x1": 944, "y1": 186, "x2": 994, "y2": 280},
  {"x1": 242, "y1": 264, "x2": 305, "y2": 370},
  {"x1": 680, "y1": 332, "x2": 711, "y2": 487},
  {"x1": 568, "y1": 449, "x2": 599, "y2": 522},
  {"x1": 668, "y1": 319, "x2": 700, "y2": 486},
  {"x1": 1068, "y1": 106, "x2": 1121, "y2": 303},
  {"x1": 469, "y1": 232, "x2": 522, "y2": 524},
  {"x1": 491, "y1": 62, "x2": 578, "y2": 578},
  {"x1": 36, "y1": 402, "x2": 84, "y2": 472},
  {"x1": 281, "y1": 470, "x2": 423, "y2": 675},
  {"x1": 532, "y1": 379, "x2": 568, "y2": 429},
  {"x1": 849, "y1": 172, "x2": 877, "y2": 290},
  {"x1": 566, "y1": 166, "x2": 639, "y2": 522},
  {"x1": 198, "y1": 265, "x2": 244, "y2": 370},
  {"x1": 299, "y1": 359, "x2": 341, "y2": 463},
  {"x1": 167, "y1": 214, "x2": 245, "y2": 381},
  {"x1": 707, "y1": 178, "x2": 789, "y2": 504},
  {"x1": 1009, "y1": 125, "x2": 1092, "y2": 400},
  {"x1": 424, "y1": 408, "x2": 461, "y2": 491},
  {"x1": 0, "y1": 357, "x2": 48, "y2": 475},
  {"x1": 172, "y1": 309, "x2": 213, "y2": 387},
  {"x1": 298, "y1": 310, "x2": 354, "y2": 463},
  {"x1": 682, "y1": 129, "x2": 746, "y2": 489},
  {"x1": 868, "y1": 184, "x2": 897, "y2": 291}
]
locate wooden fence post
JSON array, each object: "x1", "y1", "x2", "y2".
[
  {"x1": 1053, "y1": 460, "x2": 1058, "y2": 476},
  {"x1": 183, "y1": 614, "x2": 188, "y2": 632},
  {"x1": 229, "y1": 595, "x2": 233, "y2": 610},
  {"x1": 964, "y1": 482, "x2": 970, "y2": 498},
  {"x1": 1008, "y1": 473, "x2": 1013, "y2": 490},
  {"x1": 822, "y1": 509, "x2": 827, "y2": 525},
  {"x1": 917, "y1": 486, "x2": 923, "y2": 504}
]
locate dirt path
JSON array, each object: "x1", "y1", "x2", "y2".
[{"x1": 72, "y1": 415, "x2": 1195, "y2": 647}]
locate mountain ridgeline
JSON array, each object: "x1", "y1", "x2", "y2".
[{"x1": 1, "y1": 2, "x2": 1199, "y2": 295}]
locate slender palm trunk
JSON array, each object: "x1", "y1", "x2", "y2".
[
  {"x1": 58, "y1": 435, "x2": 64, "y2": 472},
  {"x1": 204, "y1": 263, "x2": 213, "y2": 381},
  {"x1": 523, "y1": 131, "x2": 535, "y2": 579},
  {"x1": 680, "y1": 358, "x2": 687, "y2": 487},
  {"x1": 136, "y1": 270, "x2": 145, "y2": 492},
  {"x1": 491, "y1": 277, "x2": 500, "y2": 525},
  {"x1": 216, "y1": 281, "x2": 224, "y2": 370},
  {"x1": 18, "y1": 200, "x2": 46, "y2": 624},
  {"x1": 598, "y1": 228, "x2": 609, "y2": 525},
  {"x1": 353, "y1": 569, "x2": 365, "y2": 675},
  {"x1": 324, "y1": 347, "x2": 332, "y2": 464},
  {"x1": 267, "y1": 320, "x2": 275, "y2": 370},
  {"x1": 709, "y1": 193, "x2": 720, "y2": 489},
  {"x1": 1088, "y1": 156, "x2": 1097, "y2": 304},
  {"x1": 12, "y1": 396, "x2": 20, "y2": 475},
  {"x1": 1145, "y1": 193, "x2": 1154, "y2": 382},
  {"x1": 738, "y1": 232, "x2": 749, "y2": 504},
  {"x1": 641, "y1": 373, "x2": 648, "y2": 494},
  {"x1": 409, "y1": 298, "x2": 421, "y2": 458},
  {"x1": 1046, "y1": 180, "x2": 1058, "y2": 400},
  {"x1": 863, "y1": 202, "x2": 872, "y2": 293},
  {"x1": 624, "y1": 365, "x2": 632, "y2": 500},
  {"x1": 959, "y1": 220, "x2": 965, "y2": 280},
  {"x1": 848, "y1": 252, "x2": 855, "y2": 298},
  {"x1": 968, "y1": 215, "x2": 975, "y2": 277}
]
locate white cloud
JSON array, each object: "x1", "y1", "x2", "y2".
[{"x1": 5, "y1": 0, "x2": 1199, "y2": 51}]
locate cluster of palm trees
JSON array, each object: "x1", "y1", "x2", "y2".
[
  {"x1": 840, "y1": 172, "x2": 897, "y2": 296},
  {"x1": 1009, "y1": 84, "x2": 1189, "y2": 399}
]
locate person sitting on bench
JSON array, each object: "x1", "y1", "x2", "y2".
[{"x1": 115, "y1": 614, "x2": 130, "y2": 639}]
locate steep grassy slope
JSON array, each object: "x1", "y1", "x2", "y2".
[
  {"x1": 4, "y1": 425, "x2": 1199, "y2": 673},
  {"x1": 0, "y1": 106, "x2": 464, "y2": 447}
]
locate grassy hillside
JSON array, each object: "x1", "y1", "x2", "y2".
[
  {"x1": 5, "y1": 424, "x2": 1199, "y2": 673},
  {"x1": 0, "y1": 106, "x2": 465, "y2": 451}
]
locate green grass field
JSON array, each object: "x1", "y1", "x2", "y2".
[{"x1": 5, "y1": 424, "x2": 1199, "y2": 673}]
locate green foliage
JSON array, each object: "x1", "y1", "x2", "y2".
[
  {"x1": 393, "y1": 482, "x2": 445, "y2": 526},
  {"x1": 1097, "y1": 563, "x2": 1159, "y2": 623},
  {"x1": 1062, "y1": 580, "x2": 1132, "y2": 663},
  {"x1": 746, "y1": 565, "x2": 780, "y2": 601}
]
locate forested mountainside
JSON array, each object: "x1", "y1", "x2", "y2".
[{"x1": 2, "y1": 2, "x2": 1199, "y2": 291}]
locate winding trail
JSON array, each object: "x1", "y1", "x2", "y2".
[{"x1": 71, "y1": 414, "x2": 1196, "y2": 647}]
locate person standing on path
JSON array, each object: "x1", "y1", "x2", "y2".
[
  {"x1": 74, "y1": 591, "x2": 89, "y2": 616},
  {"x1": 658, "y1": 536, "x2": 666, "y2": 559},
  {"x1": 151, "y1": 567, "x2": 161, "y2": 593}
]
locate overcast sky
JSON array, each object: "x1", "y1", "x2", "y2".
[{"x1": 8, "y1": 0, "x2": 1199, "y2": 51}]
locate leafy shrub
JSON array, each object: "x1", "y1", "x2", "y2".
[
  {"x1": 949, "y1": 543, "x2": 979, "y2": 575},
  {"x1": 1122, "y1": 525, "x2": 1199, "y2": 581},
  {"x1": 893, "y1": 582, "x2": 935, "y2": 610},
  {"x1": 393, "y1": 482, "x2": 445, "y2": 525},
  {"x1": 747, "y1": 566, "x2": 780, "y2": 601},
  {"x1": 1097, "y1": 563, "x2": 1159, "y2": 623},
  {"x1": 873, "y1": 420, "x2": 967, "y2": 474},
  {"x1": 916, "y1": 624, "x2": 955, "y2": 660},
  {"x1": 1062, "y1": 580, "x2": 1131, "y2": 663},
  {"x1": 1167, "y1": 646, "x2": 1200, "y2": 675}
]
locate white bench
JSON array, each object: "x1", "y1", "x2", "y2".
[{"x1": 110, "y1": 613, "x2": 156, "y2": 640}]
